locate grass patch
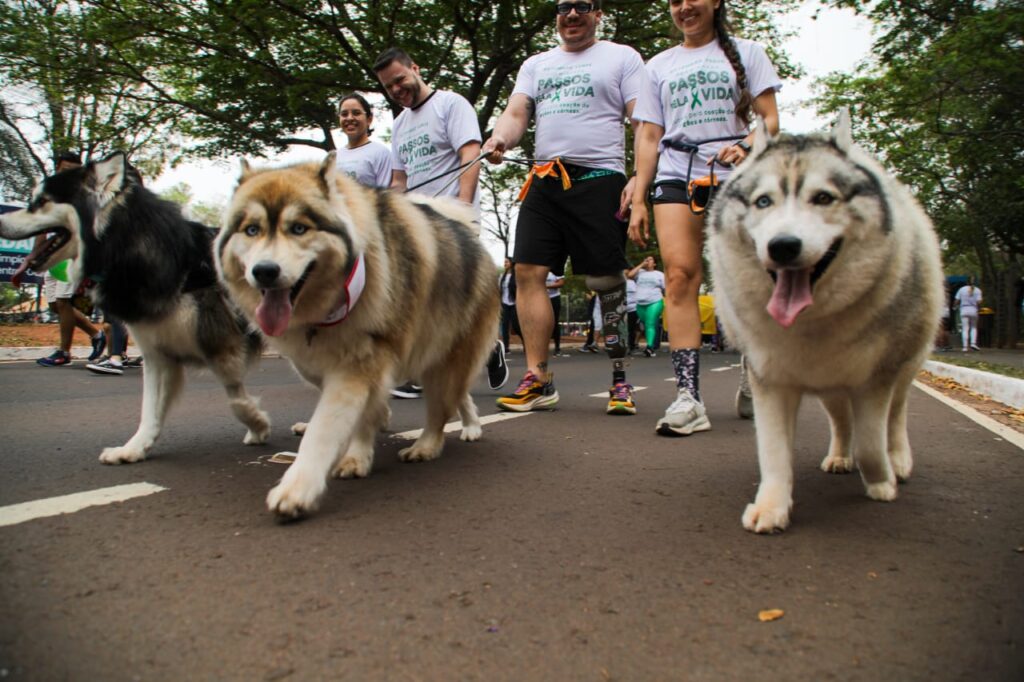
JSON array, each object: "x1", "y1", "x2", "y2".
[{"x1": 930, "y1": 353, "x2": 1024, "y2": 380}]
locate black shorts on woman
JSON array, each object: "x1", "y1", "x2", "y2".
[{"x1": 513, "y1": 164, "x2": 629, "y2": 276}]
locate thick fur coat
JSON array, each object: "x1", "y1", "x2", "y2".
[
  {"x1": 216, "y1": 154, "x2": 498, "y2": 518},
  {"x1": 0, "y1": 153, "x2": 270, "y2": 464},
  {"x1": 708, "y1": 112, "x2": 944, "y2": 533}
]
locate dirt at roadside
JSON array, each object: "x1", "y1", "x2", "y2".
[
  {"x1": 0, "y1": 323, "x2": 65, "y2": 347},
  {"x1": 0, "y1": 323, "x2": 136, "y2": 349},
  {"x1": 917, "y1": 369, "x2": 1024, "y2": 436}
]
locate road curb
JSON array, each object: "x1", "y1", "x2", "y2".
[{"x1": 922, "y1": 360, "x2": 1024, "y2": 409}]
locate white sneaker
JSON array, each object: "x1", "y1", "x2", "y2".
[
  {"x1": 86, "y1": 356, "x2": 124, "y2": 376},
  {"x1": 656, "y1": 388, "x2": 711, "y2": 437}
]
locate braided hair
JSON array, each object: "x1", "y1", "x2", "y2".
[{"x1": 713, "y1": 2, "x2": 753, "y2": 125}]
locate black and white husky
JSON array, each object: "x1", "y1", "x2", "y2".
[
  {"x1": 708, "y1": 111, "x2": 944, "y2": 533},
  {"x1": 0, "y1": 152, "x2": 271, "y2": 463}
]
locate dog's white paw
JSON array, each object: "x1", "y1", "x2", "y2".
[
  {"x1": 332, "y1": 452, "x2": 372, "y2": 479},
  {"x1": 865, "y1": 479, "x2": 898, "y2": 502},
  {"x1": 243, "y1": 425, "x2": 270, "y2": 445},
  {"x1": 332, "y1": 457, "x2": 371, "y2": 479},
  {"x1": 291, "y1": 422, "x2": 307, "y2": 437},
  {"x1": 742, "y1": 501, "x2": 791, "y2": 534},
  {"x1": 889, "y1": 452, "x2": 913, "y2": 482},
  {"x1": 460, "y1": 424, "x2": 482, "y2": 442},
  {"x1": 820, "y1": 454, "x2": 855, "y2": 474},
  {"x1": 266, "y1": 468, "x2": 327, "y2": 519},
  {"x1": 99, "y1": 446, "x2": 146, "y2": 465},
  {"x1": 399, "y1": 444, "x2": 441, "y2": 462}
]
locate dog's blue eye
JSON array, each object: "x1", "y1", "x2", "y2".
[
  {"x1": 290, "y1": 223, "x2": 309, "y2": 236},
  {"x1": 754, "y1": 195, "x2": 773, "y2": 209},
  {"x1": 812, "y1": 192, "x2": 835, "y2": 206},
  {"x1": 243, "y1": 224, "x2": 260, "y2": 237}
]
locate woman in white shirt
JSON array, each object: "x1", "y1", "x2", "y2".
[
  {"x1": 628, "y1": 256, "x2": 666, "y2": 357},
  {"x1": 954, "y1": 279, "x2": 984, "y2": 351},
  {"x1": 334, "y1": 92, "x2": 392, "y2": 188},
  {"x1": 628, "y1": 0, "x2": 780, "y2": 437}
]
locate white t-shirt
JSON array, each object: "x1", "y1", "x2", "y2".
[
  {"x1": 391, "y1": 90, "x2": 482, "y2": 204},
  {"x1": 634, "y1": 39, "x2": 781, "y2": 184},
  {"x1": 546, "y1": 272, "x2": 563, "y2": 299},
  {"x1": 335, "y1": 141, "x2": 392, "y2": 188},
  {"x1": 634, "y1": 269, "x2": 665, "y2": 305},
  {"x1": 955, "y1": 286, "x2": 982, "y2": 315},
  {"x1": 512, "y1": 41, "x2": 646, "y2": 175}
]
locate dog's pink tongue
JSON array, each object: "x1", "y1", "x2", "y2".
[
  {"x1": 255, "y1": 288, "x2": 292, "y2": 337},
  {"x1": 767, "y1": 268, "x2": 814, "y2": 328}
]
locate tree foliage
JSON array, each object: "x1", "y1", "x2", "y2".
[
  {"x1": 0, "y1": 0, "x2": 180, "y2": 191},
  {"x1": 815, "y1": 0, "x2": 1023, "y2": 347},
  {"x1": 2, "y1": 0, "x2": 802, "y2": 283},
  {"x1": 58, "y1": 0, "x2": 801, "y2": 160}
]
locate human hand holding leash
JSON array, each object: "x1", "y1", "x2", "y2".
[
  {"x1": 481, "y1": 136, "x2": 507, "y2": 164},
  {"x1": 713, "y1": 141, "x2": 750, "y2": 167}
]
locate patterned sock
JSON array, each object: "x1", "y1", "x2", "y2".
[{"x1": 671, "y1": 348, "x2": 700, "y2": 402}]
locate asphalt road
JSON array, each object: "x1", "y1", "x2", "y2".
[{"x1": 0, "y1": 350, "x2": 1021, "y2": 681}]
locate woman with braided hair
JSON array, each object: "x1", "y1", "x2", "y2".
[{"x1": 628, "y1": 0, "x2": 781, "y2": 437}]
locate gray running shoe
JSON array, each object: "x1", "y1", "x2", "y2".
[{"x1": 656, "y1": 388, "x2": 711, "y2": 436}]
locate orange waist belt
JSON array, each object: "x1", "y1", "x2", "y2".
[
  {"x1": 688, "y1": 173, "x2": 719, "y2": 215},
  {"x1": 517, "y1": 159, "x2": 572, "y2": 201}
]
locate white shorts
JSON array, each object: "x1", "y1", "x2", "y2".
[{"x1": 43, "y1": 272, "x2": 76, "y2": 302}]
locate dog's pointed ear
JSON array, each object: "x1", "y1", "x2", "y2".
[
  {"x1": 91, "y1": 152, "x2": 127, "y2": 196},
  {"x1": 751, "y1": 115, "x2": 771, "y2": 155},
  {"x1": 319, "y1": 151, "x2": 338, "y2": 192},
  {"x1": 831, "y1": 107, "x2": 853, "y2": 154},
  {"x1": 239, "y1": 158, "x2": 255, "y2": 182}
]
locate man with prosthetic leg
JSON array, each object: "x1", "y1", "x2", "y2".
[{"x1": 482, "y1": 0, "x2": 645, "y2": 414}]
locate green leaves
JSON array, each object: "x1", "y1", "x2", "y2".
[{"x1": 816, "y1": 0, "x2": 1023, "y2": 345}]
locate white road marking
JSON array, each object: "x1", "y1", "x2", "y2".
[
  {"x1": 391, "y1": 411, "x2": 533, "y2": 441},
  {"x1": 590, "y1": 386, "x2": 648, "y2": 398},
  {"x1": 0, "y1": 482, "x2": 168, "y2": 528},
  {"x1": 913, "y1": 380, "x2": 1024, "y2": 451},
  {"x1": 711, "y1": 366, "x2": 734, "y2": 372}
]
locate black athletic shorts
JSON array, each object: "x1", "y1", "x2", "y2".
[
  {"x1": 650, "y1": 178, "x2": 721, "y2": 209},
  {"x1": 513, "y1": 166, "x2": 628, "y2": 276}
]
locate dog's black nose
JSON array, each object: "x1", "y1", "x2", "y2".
[
  {"x1": 768, "y1": 235, "x2": 802, "y2": 265},
  {"x1": 251, "y1": 261, "x2": 281, "y2": 287}
]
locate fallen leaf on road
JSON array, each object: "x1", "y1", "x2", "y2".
[
  {"x1": 758, "y1": 609, "x2": 784, "y2": 622},
  {"x1": 269, "y1": 452, "x2": 297, "y2": 464}
]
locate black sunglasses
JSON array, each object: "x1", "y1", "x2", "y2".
[{"x1": 556, "y1": 2, "x2": 595, "y2": 15}]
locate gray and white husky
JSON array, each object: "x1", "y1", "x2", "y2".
[{"x1": 708, "y1": 110, "x2": 943, "y2": 533}]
